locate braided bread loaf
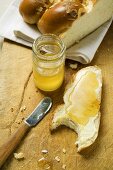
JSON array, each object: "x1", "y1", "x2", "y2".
[{"x1": 19, "y1": 0, "x2": 113, "y2": 47}]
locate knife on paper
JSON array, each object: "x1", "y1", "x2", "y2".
[{"x1": 0, "y1": 97, "x2": 52, "y2": 168}]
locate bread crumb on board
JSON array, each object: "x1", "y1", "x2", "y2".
[
  {"x1": 54, "y1": 156, "x2": 60, "y2": 162},
  {"x1": 69, "y1": 63, "x2": 78, "y2": 69},
  {"x1": 11, "y1": 107, "x2": 14, "y2": 112},
  {"x1": 20, "y1": 105, "x2": 26, "y2": 112},
  {"x1": 38, "y1": 157, "x2": 51, "y2": 169},
  {"x1": 45, "y1": 165, "x2": 51, "y2": 169},
  {"x1": 41, "y1": 149, "x2": 48, "y2": 154},
  {"x1": 38, "y1": 157, "x2": 45, "y2": 162},
  {"x1": 14, "y1": 152, "x2": 24, "y2": 160},
  {"x1": 16, "y1": 117, "x2": 24, "y2": 124},
  {"x1": 62, "y1": 148, "x2": 66, "y2": 154},
  {"x1": 62, "y1": 164, "x2": 66, "y2": 169}
]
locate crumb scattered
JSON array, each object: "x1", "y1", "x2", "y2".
[
  {"x1": 29, "y1": 97, "x2": 31, "y2": 99},
  {"x1": 69, "y1": 63, "x2": 78, "y2": 69},
  {"x1": 62, "y1": 164, "x2": 66, "y2": 169},
  {"x1": 55, "y1": 156, "x2": 60, "y2": 162},
  {"x1": 22, "y1": 117, "x2": 24, "y2": 120},
  {"x1": 41, "y1": 149, "x2": 48, "y2": 154},
  {"x1": 107, "y1": 48, "x2": 110, "y2": 52},
  {"x1": 38, "y1": 157, "x2": 45, "y2": 162},
  {"x1": 62, "y1": 148, "x2": 66, "y2": 154},
  {"x1": 11, "y1": 107, "x2": 14, "y2": 112},
  {"x1": 45, "y1": 165, "x2": 50, "y2": 169},
  {"x1": 14, "y1": 152, "x2": 24, "y2": 160},
  {"x1": 16, "y1": 117, "x2": 24, "y2": 124},
  {"x1": 17, "y1": 121, "x2": 21, "y2": 124},
  {"x1": 20, "y1": 105, "x2": 26, "y2": 112}
]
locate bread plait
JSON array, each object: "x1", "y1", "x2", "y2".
[
  {"x1": 19, "y1": 0, "x2": 113, "y2": 48},
  {"x1": 38, "y1": 1, "x2": 85, "y2": 34},
  {"x1": 19, "y1": 0, "x2": 52, "y2": 24}
]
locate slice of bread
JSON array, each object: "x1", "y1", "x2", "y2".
[
  {"x1": 51, "y1": 66, "x2": 102, "y2": 152},
  {"x1": 61, "y1": 0, "x2": 113, "y2": 48}
]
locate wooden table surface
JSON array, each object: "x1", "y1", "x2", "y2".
[{"x1": 0, "y1": 23, "x2": 113, "y2": 170}]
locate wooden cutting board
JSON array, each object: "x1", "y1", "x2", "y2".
[{"x1": 0, "y1": 23, "x2": 113, "y2": 170}]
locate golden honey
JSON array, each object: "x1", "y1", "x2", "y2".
[
  {"x1": 33, "y1": 64, "x2": 64, "y2": 91},
  {"x1": 32, "y1": 34, "x2": 66, "y2": 91},
  {"x1": 67, "y1": 72, "x2": 100, "y2": 125}
]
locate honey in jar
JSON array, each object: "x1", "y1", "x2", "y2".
[{"x1": 32, "y1": 34, "x2": 66, "y2": 91}]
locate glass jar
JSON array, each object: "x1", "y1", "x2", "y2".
[{"x1": 32, "y1": 34, "x2": 66, "y2": 91}]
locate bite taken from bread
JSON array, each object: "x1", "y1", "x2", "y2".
[{"x1": 51, "y1": 66, "x2": 102, "y2": 152}]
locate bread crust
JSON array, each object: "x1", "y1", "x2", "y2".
[
  {"x1": 19, "y1": 0, "x2": 90, "y2": 30},
  {"x1": 19, "y1": 0, "x2": 52, "y2": 24},
  {"x1": 38, "y1": 1, "x2": 85, "y2": 34}
]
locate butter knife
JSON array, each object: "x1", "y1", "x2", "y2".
[
  {"x1": 0, "y1": 97, "x2": 52, "y2": 168},
  {"x1": 14, "y1": 30, "x2": 34, "y2": 43}
]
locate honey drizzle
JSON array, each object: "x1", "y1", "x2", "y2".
[{"x1": 67, "y1": 72, "x2": 100, "y2": 125}]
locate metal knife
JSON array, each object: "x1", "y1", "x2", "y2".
[
  {"x1": 14, "y1": 30, "x2": 34, "y2": 44},
  {"x1": 0, "y1": 97, "x2": 52, "y2": 168}
]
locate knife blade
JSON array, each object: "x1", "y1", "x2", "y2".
[
  {"x1": 0, "y1": 97, "x2": 52, "y2": 168},
  {"x1": 25, "y1": 97, "x2": 52, "y2": 126},
  {"x1": 14, "y1": 30, "x2": 34, "y2": 43}
]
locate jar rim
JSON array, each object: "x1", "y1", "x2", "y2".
[{"x1": 32, "y1": 34, "x2": 66, "y2": 61}]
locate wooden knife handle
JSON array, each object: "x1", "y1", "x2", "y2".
[{"x1": 0, "y1": 122, "x2": 30, "y2": 168}]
